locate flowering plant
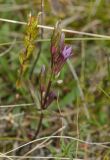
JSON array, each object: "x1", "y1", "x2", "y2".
[
  {"x1": 39, "y1": 22, "x2": 73, "y2": 109},
  {"x1": 51, "y1": 22, "x2": 72, "y2": 75}
]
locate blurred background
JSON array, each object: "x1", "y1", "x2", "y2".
[{"x1": 0, "y1": 0, "x2": 110, "y2": 159}]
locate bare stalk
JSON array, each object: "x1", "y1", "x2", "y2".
[{"x1": 0, "y1": 18, "x2": 110, "y2": 39}]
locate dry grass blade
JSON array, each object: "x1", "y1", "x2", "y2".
[
  {"x1": 16, "y1": 126, "x2": 66, "y2": 160},
  {"x1": 0, "y1": 39, "x2": 16, "y2": 57},
  {"x1": 0, "y1": 155, "x2": 83, "y2": 160},
  {"x1": 0, "y1": 103, "x2": 34, "y2": 108},
  {"x1": 4, "y1": 134, "x2": 110, "y2": 156},
  {"x1": 0, "y1": 152, "x2": 13, "y2": 160},
  {"x1": 4, "y1": 126, "x2": 65, "y2": 155},
  {"x1": 0, "y1": 18, "x2": 110, "y2": 38}
]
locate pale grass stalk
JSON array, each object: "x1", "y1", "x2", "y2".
[
  {"x1": 17, "y1": 126, "x2": 66, "y2": 160},
  {"x1": 84, "y1": 135, "x2": 91, "y2": 159},
  {"x1": 0, "y1": 137, "x2": 27, "y2": 142},
  {"x1": 0, "y1": 152, "x2": 13, "y2": 160},
  {"x1": 28, "y1": 80, "x2": 40, "y2": 109},
  {"x1": 5, "y1": 126, "x2": 65, "y2": 155},
  {"x1": 0, "y1": 4, "x2": 29, "y2": 12},
  {"x1": 4, "y1": 135, "x2": 110, "y2": 156},
  {"x1": 75, "y1": 98, "x2": 80, "y2": 158},
  {"x1": 0, "y1": 18, "x2": 26, "y2": 25},
  {"x1": 0, "y1": 38, "x2": 110, "y2": 48},
  {"x1": 0, "y1": 41, "x2": 22, "y2": 46},
  {"x1": 30, "y1": 135, "x2": 110, "y2": 147},
  {"x1": 0, "y1": 103, "x2": 34, "y2": 108},
  {"x1": 0, "y1": 18, "x2": 110, "y2": 38},
  {"x1": 0, "y1": 39, "x2": 16, "y2": 57},
  {"x1": 0, "y1": 112, "x2": 24, "y2": 121},
  {"x1": 80, "y1": 41, "x2": 85, "y2": 88},
  {"x1": 81, "y1": 41, "x2": 90, "y2": 159},
  {"x1": 0, "y1": 155, "x2": 83, "y2": 160},
  {"x1": 56, "y1": 91, "x2": 66, "y2": 135},
  {"x1": 98, "y1": 86, "x2": 110, "y2": 100},
  {"x1": 67, "y1": 59, "x2": 90, "y2": 120}
]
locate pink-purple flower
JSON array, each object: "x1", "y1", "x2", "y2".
[
  {"x1": 62, "y1": 45, "x2": 72, "y2": 59},
  {"x1": 51, "y1": 26, "x2": 73, "y2": 74}
]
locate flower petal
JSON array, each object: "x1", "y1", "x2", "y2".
[{"x1": 62, "y1": 45, "x2": 72, "y2": 59}]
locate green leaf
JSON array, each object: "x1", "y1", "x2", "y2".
[{"x1": 60, "y1": 85, "x2": 80, "y2": 108}]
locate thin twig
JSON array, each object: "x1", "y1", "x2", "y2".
[
  {"x1": 31, "y1": 112, "x2": 44, "y2": 140},
  {"x1": 27, "y1": 80, "x2": 40, "y2": 109},
  {"x1": 5, "y1": 126, "x2": 65, "y2": 155},
  {"x1": 75, "y1": 98, "x2": 80, "y2": 158},
  {"x1": 0, "y1": 152, "x2": 13, "y2": 160},
  {"x1": 0, "y1": 4, "x2": 29, "y2": 12},
  {"x1": 29, "y1": 43, "x2": 42, "y2": 78},
  {"x1": 16, "y1": 126, "x2": 66, "y2": 160},
  {"x1": 0, "y1": 18, "x2": 110, "y2": 38},
  {"x1": 0, "y1": 103, "x2": 34, "y2": 108},
  {"x1": 4, "y1": 134, "x2": 110, "y2": 156},
  {"x1": 0, "y1": 37, "x2": 110, "y2": 48},
  {"x1": 0, "y1": 39, "x2": 16, "y2": 57},
  {"x1": 0, "y1": 112, "x2": 24, "y2": 121},
  {"x1": 0, "y1": 155, "x2": 83, "y2": 160}
]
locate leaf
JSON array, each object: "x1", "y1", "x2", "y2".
[
  {"x1": 16, "y1": 79, "x2": 22, "y2": 88},
  {"x1": 24, "y1": 35, "x2": 30, "y2": 47},
  {"x1": 19, "y1": 52, "x2": 25, "y2": 64},
  {"x1": 60, "y1": 86, "x2": 80, "y2": 108},
  {"x1": 23, "y1": 63, "x2": 29, "y2": 72},
  {"x1": 27, "y1": 44, "x2": 34, "y2": 58}
]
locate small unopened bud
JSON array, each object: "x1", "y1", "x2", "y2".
[
  {"x1": 44, "y1": 91, "x2": 57, "y2": 108},
  {"x1": 57, "y1": 80, "x2": 63, "y2": 84},
  {"x1": 28, "y1": 12, "x2": 32, "y2": 18},
  {"x1": 41, "y1": 65, "x2": 45, "y2": 74},
  {"x1": 55, "y1": 72, "x2": 60, "y2": 78}
]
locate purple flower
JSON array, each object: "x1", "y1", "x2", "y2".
[
  {"x1": 53, "y1": 42, "x2": 72, "y2": 74},
  {"x1": 51, "y1": 22, "x2": 73, "y2": 74},
  {"x1": 62, "y1": 45, "x2": 72, "y2": 59},
  {"x1": 52, "y1": 44, "x2": 72, "y2": 74}
]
